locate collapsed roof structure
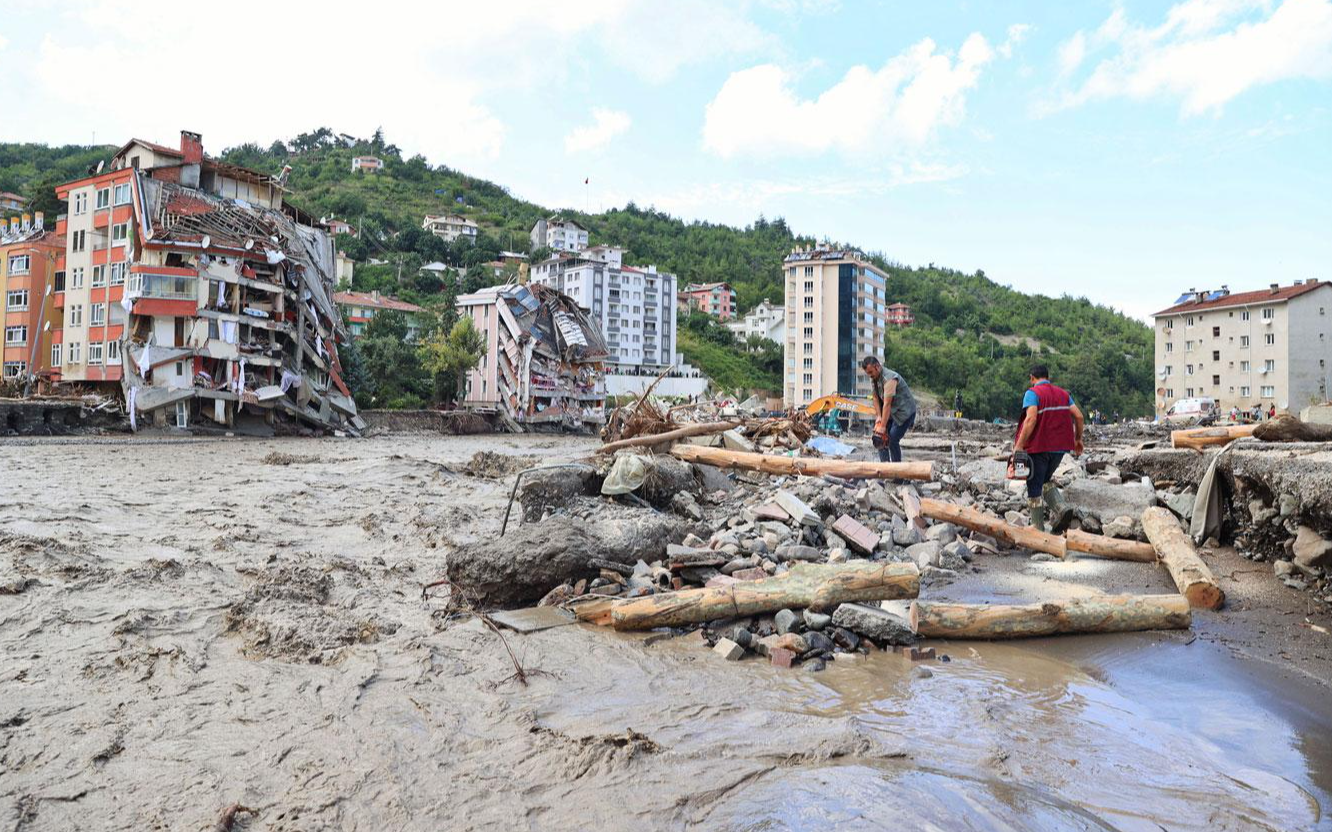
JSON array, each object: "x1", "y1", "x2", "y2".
[{"x1": 456, "y1": 282, "x2": 608, "y2": 430}]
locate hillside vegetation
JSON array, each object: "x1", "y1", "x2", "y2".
[{"x1": 0, "y1": 128, "x2": 1153, "y2": 418}]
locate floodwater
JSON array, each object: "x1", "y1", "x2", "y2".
[{"x1": 1, "y1": 434, "x2": 1329, "y2": 831}]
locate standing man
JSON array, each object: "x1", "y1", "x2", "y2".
[
  {"x1": 862, "y1": 356, "x2": 917, "y2": 463},
  {"x1": 1013, "y1": 364, "x2": 1084, "y2": 532}
]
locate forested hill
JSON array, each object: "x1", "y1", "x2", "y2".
[{"x1": 0, "y1": 128, "x2": 1153, "y2": 418}]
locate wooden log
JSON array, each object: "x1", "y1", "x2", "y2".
[
  {"x1": 597, "y1": 420, "x2": 740, "y2": 454},
  {"x1": 910, "y1": 594, "x2": 1191, "y2": 639},
  {"x1": 669, "y1": 444, "x2": 934, "y2": 481},
  {"x1": 1064, "y1": 529, "x2": 1159, "y2": 562},
  {"x1": 1170, "y1": 423, "x2": 1256, "y2": 450},
  {"x1": 607, "y1": 561, "x2": 920, "y2": 630},
  {"x1": 1141, "y1": 507, "x2": 1225, "y2": 609},
  {"x1": 1253, "y1": 414, "x2": 1332, "y2": 443},
  {"x1": 919, "y1": 497, "x2": 1068, "y2": 558}
]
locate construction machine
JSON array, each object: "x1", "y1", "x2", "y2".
[{"x1": 805, "y1": 394, "x2": 875, "y2": 435}]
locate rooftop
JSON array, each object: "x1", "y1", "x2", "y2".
[
  {"x1": 334, "y1": 291, "x2": 425, "y2": 314},
  {"x1": 1153, "y1": 281, "x2": 1326, "y2": 316}
]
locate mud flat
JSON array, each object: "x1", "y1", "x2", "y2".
[{"x1": 2, "y1": 432, "x2": 1331, "y2": 830}]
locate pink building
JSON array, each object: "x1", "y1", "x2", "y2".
[
  {"x1": 887, "y1": 302, "x2": 914, "y2": 327},
  {"x1": 677, "y1": 282, "x2": 737, "y2": 320}
]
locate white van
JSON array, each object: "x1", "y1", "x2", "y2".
[{"x1": 1163, "y1": 397, "x2": 1218, "y2": 424}]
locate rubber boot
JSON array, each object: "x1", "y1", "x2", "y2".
[
  {"x1": 1043, "y1": 483, "x2": 1074, "y2": 533},
  {"x1": 1028, "y1": 498, "x2": 1047, "y2": 532}
]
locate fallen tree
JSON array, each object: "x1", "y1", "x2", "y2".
[
  {"x1": 670, "y1": 445, "x2": 934, "y2": 481},
  {"x1": 607, "y1": 561, "x2": 920, "y2": 630},
  {"x1": 919, "y1": 498, "x2": 1068, "y2": 558},
  {"x1": 1253, "y1": 414, "x2": 1332, "y2": 443},
  {"x1": 910, "y1": 594, "x2": 1191, "y2": 639},
  {"x1": 1141, "y1": 507, "x2": 1225, "y2": 609},
  {"x1": 596, "y1": 420, "x2": 740, "y2": 454},
  {"x1": 1064, "y1": 529, "x2": 1159, "y2": 562},
  {"x1": 1170, "y1": 424, "x2": 1256, "y2": 450}
]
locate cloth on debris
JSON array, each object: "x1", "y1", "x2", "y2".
[
  {"x1": 128, "y1": 386, "x2": 138, "y2": 431},
  {"x1": 601, "y1": 454, "x2": 648, "y2": 496},
  {"x1": 1191, "y1": 442, "x2": 1234, "y2": 544},
  {"x1": 806, "y1": 435, "x2": 855, "y2": 457},
  {"x1": 279, "y1": 369, "x2": 303, "y2": 393},
  {"x1": 137, "y1": 343, "x2": 151, "y2": 378},
  {"x1": 232, "y1": 358, "x2": 247, "y2": 395},
  {"x1": 220, "y1": 321, "x2": 238, "y2": 344}
]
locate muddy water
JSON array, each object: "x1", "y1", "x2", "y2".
[{"x1": 1, "y1": 435, "x2": 1329, "y2": 831}]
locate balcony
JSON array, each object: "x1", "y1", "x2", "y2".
[{"x1": 129, "y1": 266, "x2": 198, "y2": 301}]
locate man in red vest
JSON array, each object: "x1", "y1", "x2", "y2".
[{"x1": 1013, "y1": 364, "x2": 1084, "y2": 532}]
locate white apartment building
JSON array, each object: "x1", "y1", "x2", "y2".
[
  {"x1": 1153, "y1": 281, "x2": 1332, "y2": 416},
  {"x1": 727, "y1": 298, "x2": 786, "y2": 344},
  {"x1": 423, "y1": 214, "x2": 479, "y2": 245},
  {"x1": 782, "y1": 245, "x2": 889, "y2": 409},
  {"x1": 530, "y1": 216, "x2": 588, "y2": 252}
]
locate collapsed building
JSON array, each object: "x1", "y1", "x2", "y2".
[
  {"x1": 53, "y1": 131, "x2": 360, "y2": 434},
  {"x1": 456, "y1": 282, "x2": 607, "y2": 430}
]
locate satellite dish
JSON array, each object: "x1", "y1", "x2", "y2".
[
  {"x1": 43, "y1": 322, "x2": 51, "y2": 332},
  {"x1": 244, "y1": 239, "x2": 255, "y2": 250},
  {"x1": 201, "y1": 235, "x2": 211, "y2": 249},
  {"x1": 96, "y1": 160, "x2": 105, "y2": 174}
]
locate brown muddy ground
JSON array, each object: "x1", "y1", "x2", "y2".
[{"x1": 1, "y1": 433, "x2": 1331, "y2": 831}]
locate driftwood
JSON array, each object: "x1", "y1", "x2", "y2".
[
  {"x1": 919, "y1": 498, "x2": 1068, "y2": 558},
  {"x1": 1170, "y1": 424, "x2": 1256, "y2": 450},
  {"x1": 1141, "y1": 507, "x2": 1224, "y2": 609},
  {"x1": 596, "y1": 420, "x2": 740, "y2": 454},
  {"x1": 910, "y1": 594, "x2": 1191, "y2": 639},
  {"x1": 1064, "y1": 529, "x2": 1159, "y2": 562},
  {"x1": 670, "y1": 445, "x2": 934, "y2": 481},
  {"x1": 1253, "y1": 414, "x2": 1332, "y2": 443},
  {"x1": 607, "y1": 561, "x2": 920, "y2": 630}
]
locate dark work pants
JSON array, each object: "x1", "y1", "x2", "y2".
[
  {"x1": 877, "y1": 412, "x2": 916, "y2": 463},
  {"x1": 1026, "y1": 451, "x2": 1065, "y2": 499}
]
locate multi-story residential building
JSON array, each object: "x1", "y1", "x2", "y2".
[
  {"x1": 887, "y1": 302, "x2": 915, "y2": 327},
  {"x1": 351, "y1": 156, "x2": 383, "y2": 172},
  {"x1": 423, "y1": 213, "x2": 479, "y2": 245},
  {"x1": 334, "y1": 290, "x2": 425, "y2": 340},
  {"x1": 51, "y1": 130, "x2": 360, "y2": 433},
  {"x1": 678, "y1": 282, "x2": 737, "y2": 320},
  {"x1": 321, "y1": 216, "x2": 355, "y2": 237},
  {"x1": 726, "y1": 298, "x2": 785, "y2": 343},
  {"x1": 0, "y1": 192, "x2": 25, "y2": 212},
  {"x1": 1, "y1": 214, "x2": 63, "y2": 387},
  {"x1": 529, "y1": 216, "x2": 588, "y2": 252},
  {"x1": 1152, "y1": 281, "x2": 1332, "y2": 416},
  {"x1": 334, "y1": 250, "x2": 355, "y2": 288},
  {"x1": 782, "y1": 245, "x2": 889, "y2": 409}
]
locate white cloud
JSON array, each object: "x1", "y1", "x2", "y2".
[
  {"x1": 0, "y1": 33, "x2": 10, "y2": 51},
  {"x1": 999, "y1": 23, "x2": 1032, "y2": 58},
  {"x1": 702, "y1": 32, "x2": 1001, "y2": 158},
  {"x1": 564, "y1": 109, "x2": 632, "y2": 153},
  {"x1": 1056, "y1": 0, "x2": 1332, "y2": 115},
  {"x1": 1057, "y1": 30, "x2": 1086, "y2": 76}
]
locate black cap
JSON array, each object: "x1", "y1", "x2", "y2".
[{"x1": 860, "y1": 355, "x2": 880, "y2": 369}]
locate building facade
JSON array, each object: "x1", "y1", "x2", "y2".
[
  {"x1": 887, "y1": 302, "x2": 914, "y2": 327},
  {"x1": 678, "y1": 282, "x2": 737, "y2": 320},
  {"x1": 423, "y1": 213, "x2": 479, "y2": 245},
  {"x1": 529, "y1": 216, "x2": 588, "y2": 252},
  {"x1": 351, "y1": 156, "x2": 383, "y2": 172},
  {"x1": 0, "y1": 192, "x2": 25, "y2": 212},
  {"x1": 726, "y1": 298, "x2": 785, "y2": 343},
  {"x1": 1, "y1": 215, "x2": 63, "y2": 386},
  {"x1": 1152, "y1": 281, "x2": 1332, "y2": 416},
  {"x1": 782, "y1": 245, "x2": 889, "y2": 409},
  {"x1": 334, "y1": 290, "x2": 425, "y2": 340}
]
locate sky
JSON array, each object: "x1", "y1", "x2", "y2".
[{"x1": 2, "y1": 0, "x2": 1330, "y2": 320}]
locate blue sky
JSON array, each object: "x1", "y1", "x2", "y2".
[{"x1": 2, "y1": 0, "x2": 1330, "y2": 319}]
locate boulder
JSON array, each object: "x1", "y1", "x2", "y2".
[
  {"x1": 831, "y1": 603, "x2": 915, "y2": 645},
  {"x1": 924, "y1": 523, "x2": 958, "y2": 545},
  {"x1": 940, "y1": 541, "x2": 971, "y2": 570},
  {"x1": 1062, "y1": 479, "x2": 1156, "y2": 523},
  {"x1": 892, "y1": 526, "x2": 923, "y2": 547},
  {"x1": 774, "y1": 544, "x2": 823, "y2": 563},
  {"x1": 518, "y1": 463, "x2": 600, "y2": 521},
  {"x1": 1103, "y1": 515, "x2": 1138, "y2": 539},
  {"x1": 905, "y1": 541, "x2": 942, "y2": 570},
  {"x1": 1293, "y1": 526, "x2": 1332, "y2": 570}
]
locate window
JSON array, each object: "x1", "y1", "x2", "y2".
[
  {"x1": 1240, "y1": 335, "x2": 1249, "y2": 347},
  {"x1": 1185, "y1": 340, "x2": 1194, "y2": 351},
  {"x1": 95, "y1": 188, "x2": 110, "y2": 209},
  {"x1": 67, "y1": 342, "x2": 81, "y2": 364},
  {"x1": 1186, "y1": 388, "x2": 1194, "y2": 397},
  {"x1": 8, "y1": 255, "x2": 30, "y2": 275},
  {"x1": 6, "y1": 289, "x2": 29, "y2": 310},
  {"x1": 803, "y1": 327, "x2": 813, "y2": 338},
  {"x1": 113, "y1": 183, "x2": 131, "y2": 205},
  {"x1": 88, "y1": 342, "x2": 103, "y2": 365},
  {"x1": 1163, "y1": 366, "x2": 1172, "y2": 376},
  {"x1": 803, "y1": 266, "x2": 814, "y2": 277},
  {"x1": 73, "y1": 192, "x2": 87, "y2": 214},
  {"x1": 1262, "y1": 307, "x2": 1274, "y2": 320},
  {"x1": 802, "y1": 373, "x2": 813, "y2": 385},
  {"x1": 1186, "y1": 364, "x2": 1194, "y2": 375},
  {"x1": 130, "y1": 156, "x2": 140, "y2": 170},
  {"x1": 1, "y1": 362, "x2": 26, "y2": 380},
  {"x1": 802, "y1": 358, "x2": 813, "y2": 369},
  {"x1": 1212, "y1": 375, "x2": 1220, "y2": 386},
  {"x1": 50, "y1": 343, "x2": 61, "y2": 367},
  {"x1": 175, "y1": 361, "x2": 185, "y2": 377},
  {"x1": 54, "y1": 270, "x2": 65, "y2": 291},
  {"x1": 68, "y1": 305, "x2": 83, "y2": 326},
  {"x1": 803, "y1": 281, "x2": 814, "y2": 292},
  {"x1": 1212, "y1": 326, "x2": 1220, "y2": 337},
  {"x1": 71, "y1": 230, "x2": 86, "y2": 253},
  {"x1": 1186, "y1": 316, "x2": 1194, "y2": 326},
  {"x1": 1264, "y1": 359, "x2": 1275, "y2": 372},
  {"x1": 90, "y1": 303, "x2": 106, "y2": 326},
  {"x1": 111, "y1": 223, "x2": 129, "y2": 244},
  {"x1": 1165, "y1": 342, "x2": 1173, "y2": 353},
  {"x1": 1240, "y1": 360, "x2": 1250, "y2": 372},
  {"x1": 1265, "y1": 333, "x2": 1275, "y2": 345},
  {"x1": 1240, "y1": 310, "x2": 1250, "y2": 321},
  {"x1": 1164, "y1": 319, "x2": 1174, "y2": 329},
  {"x1": 91, "y1": 265, "x2": 106, "y2": 287},
  {"x1": 1166, "y1": 389, "x2": 1174, "y2": 398},
  {"x1": 803, "y1": 343, "x2": 813, "y2": 354},
  {"x1": 803, "y1": 388, "x2": 812, "y2": 401},
  {"x1": 4, "y1": 326, "x2": 27, "y2": 345},
  {"x1": 109, "y1": 262, "x2": 126, "y2": 285},
  {"x1": 803, "y1": 297, "x2": 814, "y2": 308},
  {"x1": 1212, "y1": 350, "x2": 1220, "y2": 361},
  {"x1": 175, "y1": 401, "x2": 189, "y2": 429},
  {"x1": 1261, "y1": 385, "x2": 1275, "y2": 398},
  {"x1": 803, "y1": 312, "x2": 813, "y2": 323},
  {"x1": 1240, "y1": 385, "x2": 1251, "y2": 397}
]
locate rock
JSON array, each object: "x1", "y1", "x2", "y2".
[
  {"x1": 682, "y1": 533, "x2": 706, "y2": 548},
  {"x1": 1293, "y1": 526, "x2": 1332, "y2": 570},
  {"x1": 803, "y1": 609, "x2": 832, "y2": 630},
  {"x1": 1283, "y1": 578, "x2": 1310, "y2": 592},
  {"x1": 774, "y1": 544, "x2": 823, "y2": 563},
  {"x1": 760, "y1": 632, "x2": 810, "y2": 655},
  {"x1": 892, "y1": 526, "x2": 923, "y2": 547},
  {"x1": 713, "y1": 638, "x2": 745, "y2": 660},
  {"x1": 831, "y1": 603, "x2": 915, "y2": 645},
  {"x1": 721, "y1": 429, "x2": 755, "y2": 453},
  {"x1": 517, "y1": 464, "x2": 600, "y2": 520},
  {"x1": 833, "y1": 651, "x2": 865, "y2": 663},
  {"x1": 1279, "y1": 493, "x2": 1300, "y2": 518},
  {"x1": 823, "y1": 530, "x2": 847, "y2": 550},
  {"x1": 1062, "y1": 479, "x2": 1156, "y2": 523},
  {"x1": 671, "y1": 491, "x2": 704, "y2": 521},
  {"x1": 924, "y1": 523, "x2": 958, "y2": 545},
  {"x1": 1274, "y1": 560, "x2": 1295, "y2": 578},
  {"x1": 1165, "y1": 490, "x2": 1196, "y2": 523},
  {"x1": 775, "y1": 490, "x2": 821, "y2": 526},
  {"x1": 940, "y1": 541, "x2": 971, "y2": 570},
  {"x1": 912, "y1": 666, "x2": 934, "y2": 679},
  {"x1": 1077, "y1": 512, "x2": 1102, "y2": 534},
  {"x1": 721, "y1": 556, "x2": 760, "y2": 575},
  {"x1": 1249, "y1": 499, "x2": 1278, "y2": 526},
  {"x1": 906, "y1": 541, "x2": 942, "y2": 569},
  {"x1": 957, "y1": 458, "x2": 1009, "y2": 485},
  {"x1": 865, "y1": 485, "x2": 900, "y2": 516},
  {"x1": 804, "y1": 631, "x2": 834, "y2": 653},
  {"x1": 741, "y1": 537, "x2": 769, "y2": 555},
  {"x1": 1103, "y1": 516, "x2": 1137, "y2": 539},
  {"x1": 1004, "y1": 510, "x2": 1028, "y2": 527},
  {"x1": 775, "y1": 608, "x2": 800, "y2": 634},
  {"x1": 712, "y1": 531, "x2": 740, "y2": 548},
  {"x1": 769, "y1": 647, "x2": 797, "y2": 668},
  {"x1": 1029, "y1": 553, "x2": 1057, "y2": 563}
]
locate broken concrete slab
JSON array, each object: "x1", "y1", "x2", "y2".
[
  {"x1": 831, "y1": 514, "x2": 878, "y2": 555},
  {"x1": 831, "y1": 602, "x2": 916, "y2": 645},
  {"x1": 775, "y1": 490, "x2": 821, "y2": 526},
  {"x1": 488, "y1": 606, "x2": 577, "y2": 633},
  {"x1": 721, "y1": 430, "x2": 756, "y2": 453},
  {"x1": 1062, "y1": 479, "x2": 1157, "y2": 523}
]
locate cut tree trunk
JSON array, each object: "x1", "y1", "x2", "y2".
[
  {"x1": 1064, "y1": 529, "x2": 1159, "y2": 562},
  {"x1": 1253, "y1": 414, "x2": 1332, "y2": 443},
  {"x1": 1170, "y1": 424, "x2": 1256, "y2": 450},
  {"x1": 919, "y1": 497, "x2": 1068, "y2": 558},
  {"x1": 670, "y1": 445, "x2": 934, "y2": 481},
  {"x1": 910, "y1": 594, "x2": 1191, "y2": 639},
  {"x1": 607, "y1": 561, "x2": 920, "y2": 630},
  {"x1": 597, "y1": 420, "x2": 740, "y2": 454},
  {"x1": 1141, "y1": 506, "x2": 1225, "y2": 609}
]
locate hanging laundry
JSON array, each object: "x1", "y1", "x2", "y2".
[{"x1": 279, "y1": 370, "x2": 303, "y2": 393}]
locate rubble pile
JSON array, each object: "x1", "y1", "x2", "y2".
[{"x1": 602, "y1": 394, "x2": 813, "y2": 452}]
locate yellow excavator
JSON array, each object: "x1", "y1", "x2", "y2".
[{"x1": 805, "y1": 394, "x2": 875, "y2": 434}]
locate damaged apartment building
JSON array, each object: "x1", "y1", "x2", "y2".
[
  {"x1": 53, "y1": 131, "x2": 360, "y2": 434},
  {"x1": 456, "y1": 282, "x2": 607, "y2": 430}
]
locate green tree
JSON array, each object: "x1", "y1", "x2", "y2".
[{"x1": 418, "y1": 316, "x2": 488, "y2": 404}]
